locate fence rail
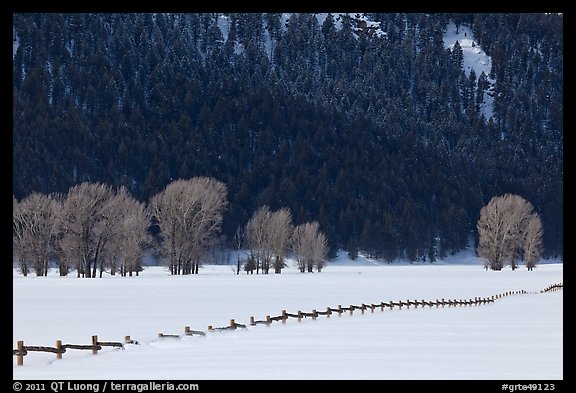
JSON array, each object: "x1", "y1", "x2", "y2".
[
  {"x1": 12, "y1": 335, "x2": 132, "y2": 366},
  {"x1": 14, "y1": 282, "x2": 562, "y2": 367}
]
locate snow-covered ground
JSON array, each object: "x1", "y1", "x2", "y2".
[
  {"x1": 13, "y1": 263, "x2": 562, "y2": 379},
  {"x1": 443, "y1": 21, "x2": 495, "y2": 120}
]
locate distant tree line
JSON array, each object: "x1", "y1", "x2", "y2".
[{"x1": 13, "y1": 177, "x2": 328, "y2": 277}]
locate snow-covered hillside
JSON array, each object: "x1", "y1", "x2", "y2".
[
  {"x1": 443, "y1": 21, "x2": 495, "y2": 120},
  {"x1": 315, "y1": 13, "x2": 387, "y2": 38},
  {"x1": 13, "y1": 264, "x2": 563, "y2": 379}
]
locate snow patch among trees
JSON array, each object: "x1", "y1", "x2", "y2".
[{"x1": 443, "y1": 21, "x2": 495, "y2": 119}]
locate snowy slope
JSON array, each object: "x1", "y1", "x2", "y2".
[
  {"x1": 13, "y1": 264, "x2": 563, "y2": 379},
  {"x1": 315, "y1": 13, "x2": 386, "y2": 38},
  {"x1": 13, "y1": 36, "x2": 19, "y2": 60},
  {"x1": 443, "y1": 21, "x2": 495, "y2": 120}
]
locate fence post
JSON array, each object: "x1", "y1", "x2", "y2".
[
  {"x1": 349, "y1": 305, "x2": 354, "y2": 316},
  {"x1": 361, "y1": 304, "x2": 365, "y2": 314},
  {"x1": 17, "y1": 340, "x2": 24, "y2": 366},
  {"x1": 208, "y1": 325, "x2": 213, "y2": 332},
  {"x1": 56, "y1": 340, "x2": 63, "y2": 360},
  {"x1": 125, "y1": 335, "x2": 131, "y2": 344},
  {"x1": 185, "y1": 326, "x2": 191, "y2": 334},
  {"x1": 266, "y1": 316, "x2": 271, "y2": 326},
  {"x1": 441, "y1": 298, "x2": 445, "y2": 307},
  {"x1": 249, "y1": 317, "x2": 255, "y2": 325},
  {"x1": 406, "y1": 300, "x2": 410, "y2": 309},
  {"x1": 326, "y1": 307, "x2": 331, "y2": 318},
  {"x1": 338, "y1": 305, "x2": 342, "y2": 316},
  {"x1": 282, "y1": 310, "x2": 287, "y2": 324},
  {"x1": 297, "y1": 311, "x2": 302, "y2": 322},
  {"x1": 370, "y1": 304, "x2": 375, "y2": 313},
  {"x1": 312, "y1": 310, "x2": 317, "y2": 320},
  {"x1": 230, "y1": 319, "x2": 236, "y2": 329},
  {"x1": 92, "y1": 335, "x2": 99, "y2": 355},
  {"x1": 381, "y1": 302, "x2": 385, "y2": 311}
]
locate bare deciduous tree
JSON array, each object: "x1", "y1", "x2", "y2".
[
  {"x1": 524, "y1": 214, "x2": 543, "y2": 271},
  {"x1": 268, "y1": 208, "x2": 294, "y2": 274},
  {"x1": 116, "y1": 197, "x2": 151, "y2": 276},
  {"x1": 245, "y1": 206, "x2": 272, "y2": 274},
  {"x1": 149, "y1": 177, "x2": 227, "y2": 275},
  {"x1": 13, "y1": 193, "x2": 62, "y2": 276},
  {"x1": 292, "y1": 221, "x2": 327, "y2": 273},
  {"x1": 59, "y1": 182, "x2": 119, "y2": 278},
  {"x1": 13, "y1": 196, "x2": 27, "y2": 276},
  {"x1": 312, "y1": 230, "x2": 328, "y2": 272},
  {"x1": 245, "y1": 206, "x2": 294, "y2": 274},
  {"x1": 477, "y1": 194, "x2": 542, "y2": 271}
]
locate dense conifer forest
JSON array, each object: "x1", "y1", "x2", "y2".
[{"x1": 13, "y1": 13, "x2": 563, "y2": 260}]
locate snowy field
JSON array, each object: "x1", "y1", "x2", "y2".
[{"x1": 13, "y1": 262, "x2": 562, "y2": 380}]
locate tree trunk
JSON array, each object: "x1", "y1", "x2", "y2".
[
  {"x1": 92, "y1": 253, "x2": 99, "y2": 278},
  {"x1": 237, "y1": 256, "x2": 240, "y2": 275},
  {"x1": 59, "y1": 261, "x2": 67, "y2": 276},
  {"x1": 35, "y1": 258, "x2": 43, "y2": 276}
]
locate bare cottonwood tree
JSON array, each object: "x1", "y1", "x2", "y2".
[
  {"x1": 312, "y1": 230, "x2": 328, "y2": 272},
  {"x1": 95, "y1": 187, "x2": 140, "y2": 278},
  {"x1": 292, "y1": 221, "x2": 327, "y2": 273},
  {"x1": 245, "y1": 206, "x2": 272, "y2": 274},
  {"x1": 13, "y1": 196, "x2": 27, "y2": 276},
  {"x1": 115, "y1": 197, "x2": 151, "y2": 276},
  {"x1": 12, "y1": 193, "x2": 62, "y2": 276},
  {"x1": 477, "y1": 194, "x2": 541, "y2": 271},
  {"x1": 244, "y1": 206, "x2": 294, "y2": 274},
  {"x1": 59, "y1": 182, "x2": 117, "y2": 278},
  {"x1": 268, "y1": 208, "x2": 294, "y2": 274},
  {"x1": 149, "y1": 177, "x2": 227, "y2": 275},
  {"x1": 523, "y1": 214, "x2": 543, "y2": 271}
]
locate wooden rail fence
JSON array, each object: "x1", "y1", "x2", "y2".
[
  {"x1": 14, "y1": 282, "x2": 562, "y2": 366},
  {"x1": 13, "y1": 335, "x2": 133, "y2": 366}
]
